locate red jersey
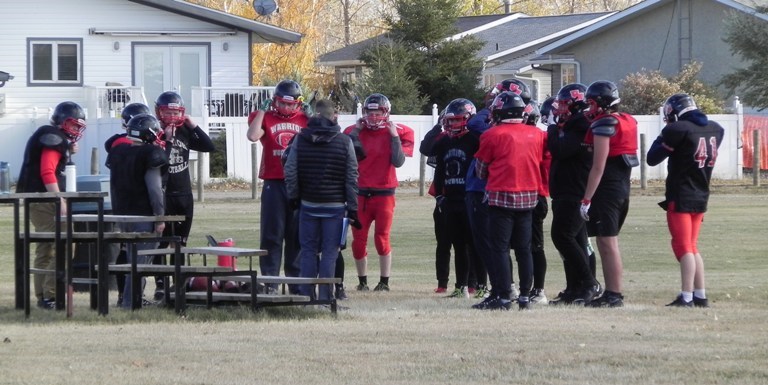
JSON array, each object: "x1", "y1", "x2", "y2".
[
  {"x1": 584, "y1": 112, "x2": 638, "y2": 157},
  {"x1": 343, "y1": 123, "x2": 414, "y2": 189},
  {"x1": 475, "y1": 122, "x2": 546, "y2": 193},
  {"x1": 250, "y1": 111, "x2": 308, "y2": 180}
]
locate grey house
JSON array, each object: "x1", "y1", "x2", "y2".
[
  {"x1": 532, "y1": 0, "x2": 768, "y2": 97},
  {"x1": 317, "y1": 12, "x2": 612, "y2": 102}
]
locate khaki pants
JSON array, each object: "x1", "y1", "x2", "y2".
[{"x1": 30, "y1": 202, "x2": 57, "y2": 300}]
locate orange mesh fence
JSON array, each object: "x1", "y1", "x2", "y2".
[{"x1": 742, "y1": 115, "x2": 768, "y2": 170}]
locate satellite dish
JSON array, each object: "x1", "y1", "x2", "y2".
[{"x1": 253, "y1": 0, "x2": 278, "y2": 16}]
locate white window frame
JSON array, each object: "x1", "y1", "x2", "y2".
[
  {"x1": 560, "y1": 64, "x2": 576, "y2": 87},
  {"x1": 27, "y1": 38, "x2": 83, "y2": 86}
]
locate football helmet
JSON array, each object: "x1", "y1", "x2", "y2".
[
  {"x1": 121, "y1": 103, "x2": 151, "y2": 128},
  {"x1": 525, "y1": 101, "x2": 541, "y2": 126},
  {"x1": 51, "y1": 101, "x2": 86, "y2": 142},
  {"x1": 442, "y1": 98, "x2": 476, "y2": 137},
  {"x1": 155, "y1": 91, "x2": 186, "y2": 127},
  {"x1": 126, "y1": 114, "x2": 164, "y2": 147},
  {"x1": 663, "y1": 93, "x2": 698, "y2": 123},
  {"x1": 493, "y1": 78, "x2": 532, "y2": 104},
  {"x1": 272, "y1": 79, "x2": 303, "y2": 118},
  {"x1": 539, "y1": 96, "x2": 556, "y2": 125},
  {"x1": 363, "y1": 93, "x2": 392, "y2": 130},
  {"x1": 554, "y1": 83, "x2": 587, "y2": 121},
  {"x1": 585, "y1": 80, "x2": 620, "y2": 120},
  {"x1": 491, "y1": 91, "x2": 528, "y2": 123}
]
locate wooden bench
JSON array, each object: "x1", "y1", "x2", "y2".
[{"x1": 172, "y1": 292, "x2": 311, "y2": 304}]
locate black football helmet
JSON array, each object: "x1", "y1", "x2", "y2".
[
  {"x1": 491, "y1": 91, "x2": 528, "y2": 123},
  {"x1": 442, "y1": 98, "x2": 476, "y2": 137},
  {"x1": 554, "y1": 83, "x2": 587, "y2": 122},
  {"x1": 525, "y1": 101, "x2": 541, "y2": 126},
  {"x1": 126, "y1": 114, "x2": 164, "y2": 146},
  {"x1": 585, "y1": 80, "x2": 620, "y2": 120},
  {"x1": 363, "y1": 93, "x2": 392, "y2": 130},
  {"x1": 51, "y1": 101, "x2": 86, "y2": 142},
  {"x1": 495, "y1": 78, "x2": 532, "y2": 104},
  {"x1": 539, "y1": 96, "x2": 556, "y2": 125},
  {"x1": 155, "y1": 91, "x2": 185, "y2": 126},
  {"x1": 121, "y1": 103, "x2": 151, "y2": 128},
  {"x1": 272, "y1": 79, "x2": 303, "y2": 118},
  {"x1": 663, "y1": 93, "x2": 698, "y2": 123}
]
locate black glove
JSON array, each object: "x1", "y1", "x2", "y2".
[
  {"x1": 347, "y1": 210, "x2": 362, "y2": 230},
  {"x1": 289, "y1": 198, "x2": 300, "y2": 211}
]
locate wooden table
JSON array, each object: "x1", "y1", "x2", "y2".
[
  {"x1": 1, "y1": 192, "x2": 107, "y2": 317},
  {"x1": 181, "y1": 246, "x2": 267, "y2": 270},
  {"x1": 65, "y1": 214, "x2": 184, "y2": 314}
]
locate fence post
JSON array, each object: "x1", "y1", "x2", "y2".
[
  {"x1": 197, "y1": 153, "x2": 205, "y2": 203},
  {"x1": 639, "y1": 134, "x2": 647, "y2": 189},
  {"x1": 251, "y1": 142, "x2": 259, "y2": 199},
  {"x1": 753, "y1": 129, "x2": 760, "y2": 187},
  {"x1": 90, "y1": 147, "x2": 99, "y2": 175}
]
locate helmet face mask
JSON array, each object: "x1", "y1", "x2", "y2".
[
  {"x1": 51, "y1": 101, "x2": 86, "y2": 142},
  {"x1": 442, "y1": 98, "x2": 476, "y2": 137},
  {"x1": 155, "y1": 91, "x2": 186, "y2": 127},
  {"x1": 554, "y1": 83, "x2": 587, "y2": 122},
  {"x1": 272, "y1": 80, "x2": 303, "y2": 118},
  {"x1": 363, "y1": 93, "x2": 391, "y2": 130}
]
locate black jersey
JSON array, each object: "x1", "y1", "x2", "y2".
[
  {"x1": 432, "y1": 131, "x2": 480, "y2": 201},
  {"x1": 546, "y1": 113, "x2": 592, "y2": 201},
  {"x1": 16, "y1": 125, "x2": 69, "y2": 193},
  {"x1": 164, "y1": 125, "x2": 215, "y2": 196},
  {"x1": 107, "y1": 143, "x2": 168, "y2": 216},
  {"x1": 649, "y1": 116, "x2": 724, "y2": 212}
]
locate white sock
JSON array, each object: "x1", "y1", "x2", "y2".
[
  {"x1": 693, "y1": 289, "x2": 706, "y2": 299},
  {"x1": 681, "y1": 291, "x2": 693, "y2": 302}
]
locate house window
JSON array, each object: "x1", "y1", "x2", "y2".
[
  {"x1": 561, "y1": 64, "x2": 576, "y2": 87},
  {"x1": 28, "y1": 38, "x2": 82, "y2": 86},
  {"x1": 338, "y1": 67, "x2": 357, "y2": 84}
]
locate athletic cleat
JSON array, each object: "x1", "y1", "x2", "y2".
[
  {"x1": 474, "y1": 286, "x2": 490, "y2": 299},
  {"x1": 37, "y1": 298, "x2": 55, "y2": 310},
  {"x1": 472, "y1": 296, "x2": 511, "y2": 311},
  {"x1": 549, "y1": 289, "x2": 577, "y2": 306},
  {"x1": 434, "y1": 287, "x2": 447, "y2": 294},
  {"x1": 518, "y1": 297, "x2": 530, "y2": 310},
  {"x1": 356, "y1": 284, "x2": 370, "y2": 291},
  {"x1": 510, "y1": 283, "x2": 520, "y2": 301},
  {"x1": 446, "y1": 286, "x2": 470, "y2": 298},
  {"x1": 693, "y1": 296, "x2": 709, "y2": 308},
  {"x1": 335, "y1": 285, "x2": 348, "y2": 300},
  {"x1": 529, "y1": 288, "x2": 548, "y2": 305},
  {"x1": 589, "y1": 291, "x2": 624, "y2": 308},
  {"x1": 593, "y1": 282, "x2": 604, "y2": 298},
  {"x1": 572, "y1": 285, "x2": 598, "y2": 306},
  {"x1": 666, "y1": 295, "x2": 693, "y2": 308},
  {"x1": 373, "y1": 282, "x2": 390, "y2": 292}
]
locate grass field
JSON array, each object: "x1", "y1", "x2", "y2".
[{"x1": 0, "y1": 184, "x2": 767, "y2": 384}]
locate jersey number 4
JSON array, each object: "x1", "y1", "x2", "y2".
[{"x1": 694, "y1": 137, "x2": 718, "y2": 168}]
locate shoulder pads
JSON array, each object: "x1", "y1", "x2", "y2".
[
  {"x1": 590, "y1": 115, "x2": 619, "y2": 137},
  {"x1": 148, "y1": 146, "x2": 169, "y2": 168},
  {"x1": 39, "y1": 127, "x2": 67, "y2": 149}
]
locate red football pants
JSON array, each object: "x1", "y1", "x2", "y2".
[
  {"x1": 666, "y1": 201, "x2": 704, "y2": 260},
  {"x1": 351, "y1": 195, "x2": 395, "y2": 260}
]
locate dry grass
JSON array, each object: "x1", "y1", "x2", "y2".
[{"x1": 0, "y1": 185, "x2": 767, "y2": 384}]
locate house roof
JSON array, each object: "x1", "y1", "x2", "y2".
[
  {"x1": 536, "y1": 0, "x2": 768, "y2": 55},
  {"x1": 316, "y1": 11, "x2": 612, "y2": 69},
  {"x1": 317, "y1": 13, "x2": 523, "y2": 66},
  {"x1": 128, "y1": 0, "x2": 302, "y2": 44}
]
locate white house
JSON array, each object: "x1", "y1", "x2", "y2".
[{"x1": 0, "y1": 0, "x2": 300, "y2": 180}]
